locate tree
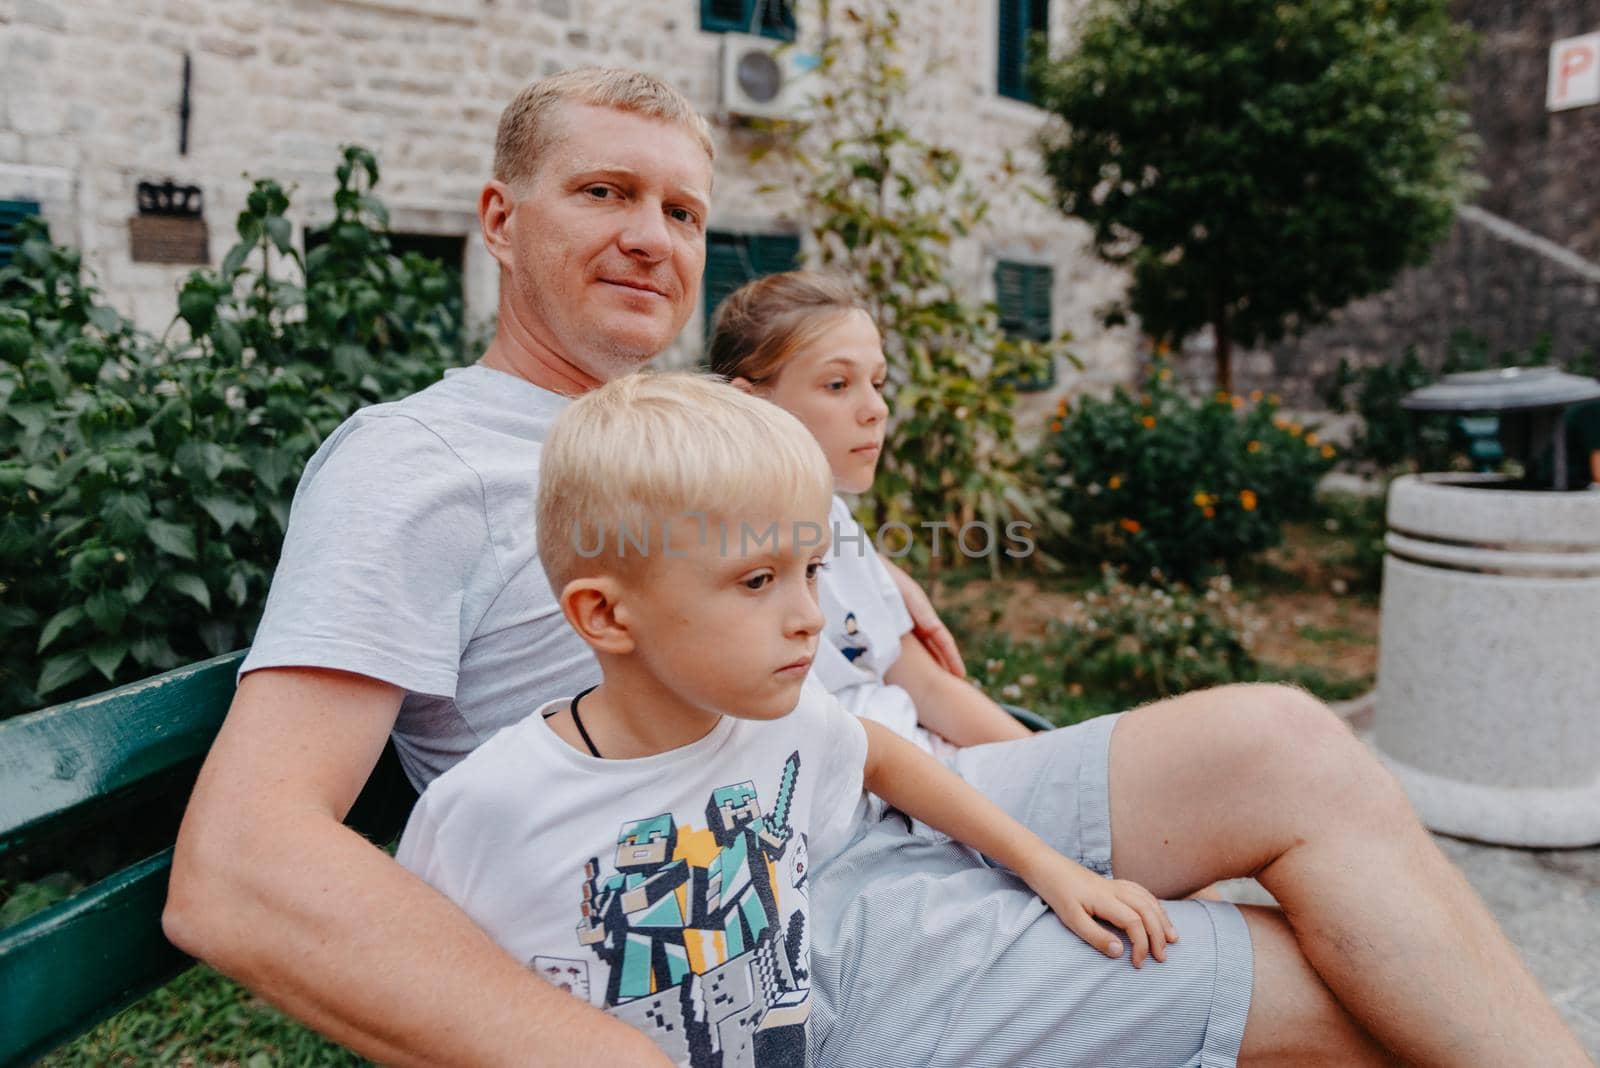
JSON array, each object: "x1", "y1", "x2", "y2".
[
  {"x1": 764, "y1": 1, "x2": 1072, "y2": 576},
  {"x1": 1033, "y1": 0, "x2": 1472, "y2": 391}
]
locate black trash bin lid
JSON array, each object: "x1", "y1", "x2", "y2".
[{"x1": 1401, "y1": 366, "x2": 1600, "y2": 413}]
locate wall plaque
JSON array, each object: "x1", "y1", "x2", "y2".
[{"x1": 129, "y1": 214, "x2": 210, "y2": 264}]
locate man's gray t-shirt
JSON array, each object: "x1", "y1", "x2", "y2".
[{"x1": 241, "y1": 364, "x2": 601, "y2": 788}]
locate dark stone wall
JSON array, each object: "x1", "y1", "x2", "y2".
[{"x1": 1173, "y1": 0, "x2": 1600, "y2": 405}]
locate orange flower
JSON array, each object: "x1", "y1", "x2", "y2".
[
  {"x1": 1214, "y1": 390, "x2": 1230, "y2": 404},
  {"x1": 1158, "y1": 367, "x2": 1172, "y2": 382},
  {"x1": 1056, "y1": 397, "x2": 1069, "y2": 417},
  {"x1": 1118, "y1": 517, "x2": 1141, "y2": 534},
  {"x1": 1240, "y1": 489, "x2": 1258, "y2": 511},
  {"x1": 1246, "y1": 439, "x2": 1261, "y2": 453},
  {"x1": 1203, "y1": 506, "x2": 1216, "y2": 519},
  {"x1": 1288, "y1": 423, "x2": 1303, "y2": 437},
  {"x1": 1231, "y1": 395, "x2": 1244, "y2": 410},
  {"x1": 1155, "y1": 341, "x2": 1172, "y2": 356},
  {"x1": 1272, "y1": 415, "x2": 1290, "y2": 430},
  {"x1": 1305, "y1": 432, "x2": 1320, "y2": 446},
  {"x1": 1050, "y1": 419, "x2": 1063, "y2": 432},
  {"x1": 1193, "y1": 491, "x2": 1215, "y2": 508},
  {"x1": 1108, "y1": 474, "x2": 1123, "y2": 490},
  {"x1": 1140, "y1": 415, "x2": 1157, "y2": 429},
  {"x1": 1249, "y1": 390, "x2": 1263, "y2": 403},
  {"x1": 1320, "y1": 443, "x2": 1336, "y2": 459}
]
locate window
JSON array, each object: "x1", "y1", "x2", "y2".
[
  {"x1": 0, "y1": 200, "x2": 41, "y2": 268},
  {"x1": 702, "y1": 230, "x2": 801, "y2": 340},
  {"x1": 701, "y1": 0, "x2": 796, "y2": 42},
  {"x1": 997, "y1": 0, "x2": 1049, "y2": 104},
  {"x1": 995, "y1": 259, "x2": 1055, "y2": 390}
]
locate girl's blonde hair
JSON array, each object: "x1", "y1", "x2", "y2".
[
  {"x1": 537, "y1": 372, "x2": 834, "y2": 590},
  {"x1": 707, "y1": 271, "x2": 866, "y2": 385}
]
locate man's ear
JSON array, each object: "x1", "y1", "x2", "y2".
[
  {"x1": 478, "y1": 179, "x2": 517, "y2": 271},
  {"x1": 560, "y1": 576, "x2": 635, "y2": 655},
  {"x1": 729, "y1": 376, "x2": 756, "y2": 395}
]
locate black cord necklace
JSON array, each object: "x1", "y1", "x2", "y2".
[{"x1": 543, "y1": 685, "x2": 602, "y2": 758}]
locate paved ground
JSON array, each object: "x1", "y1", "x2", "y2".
[{"x1": 1217, "y1": 814, "x2": 1600, "y2": 1059}]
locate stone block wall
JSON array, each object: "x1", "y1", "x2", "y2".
[{"x1": 0, "y1": 0, "x2": 1137, "y2": 391}]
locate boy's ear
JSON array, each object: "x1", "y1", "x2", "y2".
[
  {"x1": 560, "y1": 576, "x2": 635, "y2": 655},
  {"x1": 729, "y1": 376, "x2": 756, "y2": 395}
]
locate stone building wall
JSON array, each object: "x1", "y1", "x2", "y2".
[
  {"x1": 1173, "y1": 0, "x2": 1600, "y2": 406},
  {"x1": 0, "y1": 0, "x2": 1136, "y2": 394}
]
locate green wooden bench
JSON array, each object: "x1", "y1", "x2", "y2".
[
  {"x1": 0, "y1": 656, "x2": 1049, "y2": 1066},
  {"x1": 0, "y1": 651, "x2": 416, "y2": 1066}
]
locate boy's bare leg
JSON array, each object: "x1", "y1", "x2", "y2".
[{"x1": 1106, "y1": 684, "x2": 1593, "y2": 1068}]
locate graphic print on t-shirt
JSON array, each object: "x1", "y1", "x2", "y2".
[
  {"x1": 574, "y1": 751, "x2": 809, "y2": 1068},
  {"x1": 831, "y1": 610, "x2": 871, "y2": 664}
]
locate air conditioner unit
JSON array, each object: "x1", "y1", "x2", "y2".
[{"x1": 719, "y1": 33, "x2": 817, "y2": 121}]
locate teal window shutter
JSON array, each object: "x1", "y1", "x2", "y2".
[
  {"x1": 702, "y1": 231, "x2": 802, "y2": 342},
  {"x1": 997, "y1": 0, "x2": 1049, "y2": 103},
  {"x1": 701, "y1": 0, "x2": 796, "y2": 41},
  {"x1": 0, "y1": 200, "x2": 42, "y2": 267},
  {"x1": 995, "y1": 259, "x2": 1055, "y2": 390}
]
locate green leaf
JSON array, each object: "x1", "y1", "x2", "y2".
[
  {"x1": 265, "y1": 214, "x2": 293, "y2": 254},
  {"x1": 221, "y1": 240, "x2": 251, "y2": 278},
  {"x1": 84, "y1": 588, "x2": 128, "y2": 632},
  {"x1": 199, "y1": 495, "x2": 258, "y2": 534},
  {"x1": 37, "y1": 605, "x2": 85, "y2": 653},
  {"x1": 87, "y1": 305, "x2": 122, "y2": 334},
  {"x1": 177, "y1": 280, "x2": 218, "y2": 335},
  {"x1": 147, "y1": 519, "x2": 197, "y2": 560},
  {"x1": 168, "y1": 572, "x2": 211, "y2": 610},
  {"x1": 86, "y1": 638, "x2": 128, "y2": 680},
  {"x1": 37, "y1": 652, "x2": 92, "y2": 696}
]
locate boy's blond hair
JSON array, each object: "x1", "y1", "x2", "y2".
[
  {"x1": 538, "y1": 373, "x2": 834, "y2": 591},
  {"x1": 494, "y1": 68, "x2": 715, "y2": 190}
]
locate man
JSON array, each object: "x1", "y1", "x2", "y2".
[{"x1": 165, "y1": 69, "x2": 1591, "y2": 1067}]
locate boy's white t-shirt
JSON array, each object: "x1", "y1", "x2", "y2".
[
  {"x1": 396, "y1": 681, "x2": 867, "y2": 1068},
  {"x1": 812, "y1": 496, "x2": 946, "y2": 754}
]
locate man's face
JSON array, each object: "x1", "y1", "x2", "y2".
[{"x1": 498, "y1": 104, "x2": 713, "y2": 382}]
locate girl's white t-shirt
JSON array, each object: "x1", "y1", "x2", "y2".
[{"x1": 812, "y1": 496, "x2": 947, "y2": 755}]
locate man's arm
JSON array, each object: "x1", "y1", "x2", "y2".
[
  {"x1": 857, "y1": 718, "x2": 1175, "y2": 967},
  {"x1": 164, "y1": 667, "x2": 673, "y2": 1067},
  {"x1": 878, "y1": 558, "x2": 966, "y2": 678},
  {"x1": 884, "y1": 633, "x2": 1031, "y2": 745}
]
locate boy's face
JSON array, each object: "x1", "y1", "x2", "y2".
[{"x1": 617, "y1": 506, "x2": 829, "y2": 721}]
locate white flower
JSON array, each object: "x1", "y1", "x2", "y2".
[
  {"x1": 1018, "y1": 673, "x2": 1037, "y2": 687},
  {"x1": 1331, "y1": 579, "x2": 1348, "y2": 595},
  {"x1": 1325, "y1": 519, "x2": 1340, "y2": 532},
  {"x1": 1087, "y1": 483, "x2": 1102, "y2": 496},
  {"x1": 1001, "y1": 683, "x2": 1023, "y2": 700}
]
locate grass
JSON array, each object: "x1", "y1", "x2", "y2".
[{"x1": 41, "y1": 966, "x2": 364, "y2": 1067}]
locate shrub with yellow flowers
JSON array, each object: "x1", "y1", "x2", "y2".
[{"x1": 1040, "y1": 361, "x2": 1335, "y2": 580}]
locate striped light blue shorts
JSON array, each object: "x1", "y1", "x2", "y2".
[{"x1": 808, "y1": 712, "x2": 1254, "y2": 1068}]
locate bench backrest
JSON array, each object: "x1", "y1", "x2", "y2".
[{"x1": 0, "y1": 652, "x2": 416, "y2": 1066}]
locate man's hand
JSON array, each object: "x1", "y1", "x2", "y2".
[
  {"x1": 1020, "y1": 853, "x2": 1178, "y2": 968},
  {"x1": 879, "y1": 558, "x2": 966, "y2": 679}
]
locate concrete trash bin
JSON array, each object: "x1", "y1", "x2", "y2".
[{"x1": 1374, "y1": 473, "x2": 1600, "y2": 846}]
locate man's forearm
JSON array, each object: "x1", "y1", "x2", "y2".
[{"x1": 166, "y1": 813, "x2": 672, "y2": 1067}]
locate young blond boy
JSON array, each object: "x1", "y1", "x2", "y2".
[{"x1": 395, "y1": 373, "x2": 1173, "y2": 1067}]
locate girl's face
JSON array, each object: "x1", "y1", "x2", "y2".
[{"x1": 750, "y1": 310, "x2": 889, "y2": 494}]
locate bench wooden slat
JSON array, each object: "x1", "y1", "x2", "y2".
[
  {"x1": 0, "y1": 849, "x2": 188, "y2": 1067},
  {"x1": 0, "y1": 652, "x2": 245, "y2": 848}
]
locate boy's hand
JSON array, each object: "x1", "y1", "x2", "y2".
[{"x1": 1024, "y1": 854, "x2": 1178, "y2": 968}]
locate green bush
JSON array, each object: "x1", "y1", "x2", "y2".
[
  {"x1": 961, "y1": 568, "x2": 1257, "y2": 720},
  {"x1": 1040, "y1": 363, "x2": 1335, "y2": 582},
  {"x1": 0, "y1": 147, "x2": 469, "y2": 713}
]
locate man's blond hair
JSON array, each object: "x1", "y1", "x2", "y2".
[
  {"x1": 494, "y1": 68, "x2": 715, "y2": 189},
  {"x1": 538, "y1": 373, "x2": 834, "y2": 592}
]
